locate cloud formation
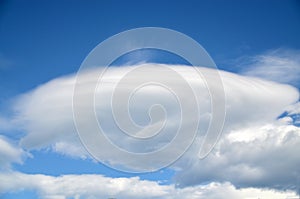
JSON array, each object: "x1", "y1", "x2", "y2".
[
  {"x1": 175, "y1": 117, "x2": 300, "y2": 191},
  {"x1": 0, "y1": 172, "x2": 297, "y2": 199},
  {"x1": 240, "y1": 48, "x2": 300, "y2": 86},
  {"x1": 8, "y1": 63, "x2": 300, "y2": 192},
  {"x1": 0, "y1": 136, "x2": 25, "y2": 170}
]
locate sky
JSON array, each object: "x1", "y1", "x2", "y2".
[{"x1": 0, "y1": 0, "x2": 300, "y2": 198}]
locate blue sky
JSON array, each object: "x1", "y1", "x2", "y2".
[
  {"x1": 0, "y1": 1, "x2": 300, "y2": 198},
  {"x1": 1, "y1": 0, "x2": 300, "y2": 98}
]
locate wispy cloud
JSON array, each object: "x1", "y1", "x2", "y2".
[
  {"x1": 240, "y1": 48, "x2": 300, "y2": 87},
  {"x1": 0, "y1": 136, "x2": 25, "y2": 170}
]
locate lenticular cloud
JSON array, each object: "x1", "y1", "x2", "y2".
[{"x1": 12, "y1": 64, "x2": 299, "y2": 188}]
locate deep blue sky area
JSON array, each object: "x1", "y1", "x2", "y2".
[{"x1": 0, "y1": 0, "x2": 300, "y2": 103}]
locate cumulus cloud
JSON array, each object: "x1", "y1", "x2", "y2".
[
  {"x1": 0, "y1": 172, "x2": 297, "y2": 199},
  {"x1": 174, "y1": 117, "x2": 300, "y2": 192},
  {"x1": 9, "y1": 64, "x2": 299, "y2": 190},
  {"x1": 240, "y1": 48, "x2": 300, "y2": 86}
]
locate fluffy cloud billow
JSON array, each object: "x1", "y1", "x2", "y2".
[
  {"x1": 174, "y1": 118, "x2": 300, "y2": 191},
  {"x1": 0, "y1": 172, "x2": 297, "y2": 199}
]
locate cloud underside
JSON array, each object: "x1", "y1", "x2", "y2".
[
  {"x1": 0, "y1": 172, "x2": 298, "y2": 199},
  {"x1": 2, "y1": 62, "x2": 299, "y2": 196}
]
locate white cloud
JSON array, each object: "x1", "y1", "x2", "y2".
[
  {"x1": 286, "y1": 101, "x2": 300, "y2": 115},
  {"x1": 174, "y1": 118, "x2": 300, "y2": 192},
  {"x1": 0, "y1": 172, "x2": 297, "y2": 199},
  {"x1": 9, "y1": 64, "x2": 299, "y2": 190},
  {"x1": 240, "y1": 48, "x2": 300, "y2": 86},
  {"x1": 0, "y1": 136, "x2": 25, "y2": 170},
  {"x1": 13, "y1": 64, "x2": 298, "y2": 148},
  {"x1": 12, "y1": 75, "x2": 89, "y2": 159}
]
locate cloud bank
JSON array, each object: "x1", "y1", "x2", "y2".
[{"x1": 0, "y1": 172, "x2": 297, "y2": 199}]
